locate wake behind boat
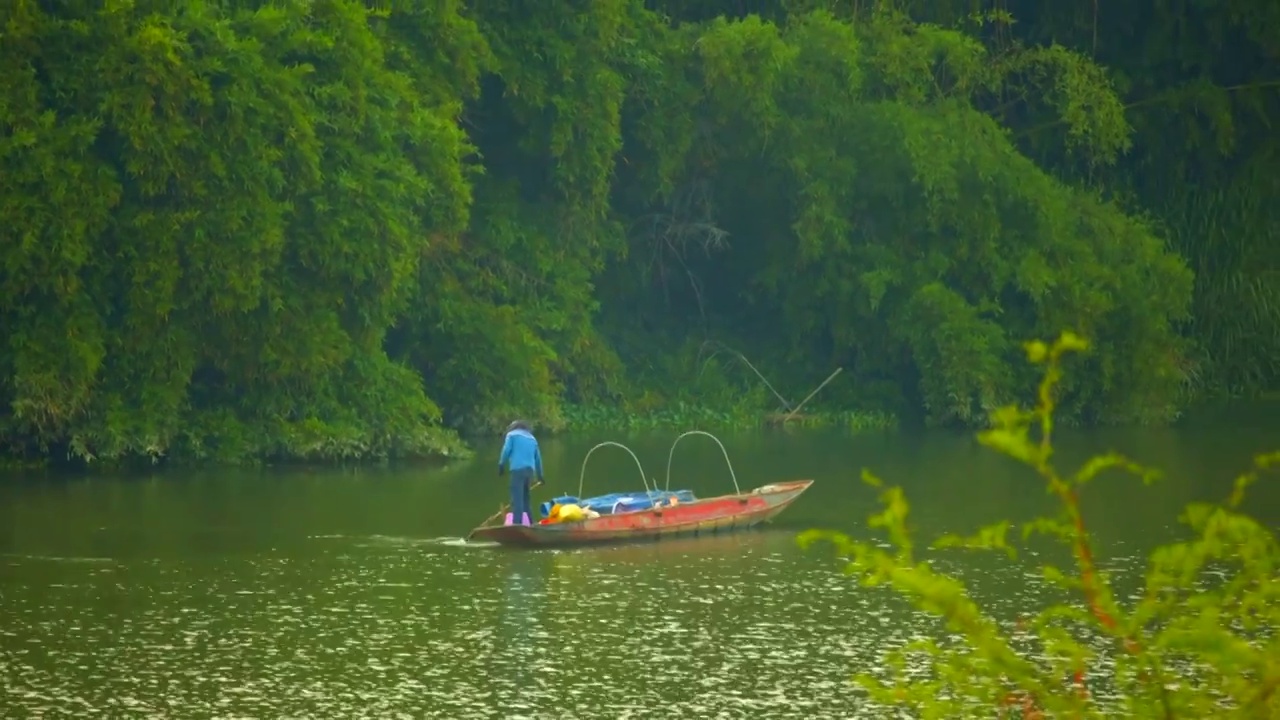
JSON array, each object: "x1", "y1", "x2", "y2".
[{"x1": 466, "y1": 431, "x2": 814, "y2": 548}]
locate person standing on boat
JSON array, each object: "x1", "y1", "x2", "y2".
[{"x1": 498, "y1": 420, "x2": 543, "y2": 526}]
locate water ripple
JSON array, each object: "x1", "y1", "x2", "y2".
[{"x1": 0, "y1": 530, "x2": 1217, "y2": 718}]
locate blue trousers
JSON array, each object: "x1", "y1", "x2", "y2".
[{"x1": 509, "y1": 468, "x2": 533, "y2": 520}]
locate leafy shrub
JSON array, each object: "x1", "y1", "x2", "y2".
[{"x1": 800, "y1": 331, "x2": 1279, "y2": 718}]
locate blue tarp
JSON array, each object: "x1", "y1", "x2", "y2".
[{"x1": 540, "y1": 489, "x2": 697, "y2": 518}]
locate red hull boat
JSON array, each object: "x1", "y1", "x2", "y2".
[{"x1": 467, "y1": 479, "x2": 814, "y2": 548}]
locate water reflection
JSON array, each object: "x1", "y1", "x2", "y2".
[
  {"x1": 0, "y1": 523, "x2": 1240, "y2": 717},
  {"x1": 550, "y1": 528, "x2": 786, "y2": 573},
  {"x1": 493, "y1": 552, "x2": 550, "y2": 716}
]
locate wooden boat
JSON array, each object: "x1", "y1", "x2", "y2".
[{"x1": 466, "y1": 479, "x2": 814, "y2": 548}]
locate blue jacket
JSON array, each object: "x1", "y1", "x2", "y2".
[{"x1": 499, "y1": 428, "x2": 543, "y2": 478}]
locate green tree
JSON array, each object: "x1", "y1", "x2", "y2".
[
  {"x1": 2, "y1": 0, "x2": 1261, "y2": 466},
  {"x1": 773, "y1": 0, "x2": 1280, "y2": 398},
  {"x1": 388, "y1": 0, "x2": 640, "y2": 433},
  {"x1": 0, "y1": 0, "x2": 479, "y2": 462},
  {"x1": 604, "y1": 7, "x2": 1194, "y2": 427}
]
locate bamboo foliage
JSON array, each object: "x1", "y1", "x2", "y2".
[{"x1": 0, "y1": 0, "x2": 1273, "y2": 463}]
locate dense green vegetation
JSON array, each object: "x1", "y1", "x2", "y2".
[
  {"x1": 1, "y1": 0, "x2": 1276, "y2": 464},
  {"x1": 801, "y1": 331, "x2": 1280, "y2": 717}
]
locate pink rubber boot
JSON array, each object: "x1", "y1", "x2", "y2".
[
  {"x1": 503, "y1": 512, "x2": 515, "y2": 526},
  {"x1": 520, "y1": 512, "x2": 532, "y2": 526}
]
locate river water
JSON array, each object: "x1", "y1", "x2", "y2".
[{"x1": 2, "y1": 410, "x2": 1278, "y2": 718}]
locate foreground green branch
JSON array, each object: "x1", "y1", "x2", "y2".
[{"x1": 800, "y1": 330, "x2": 1279, "y2": 718}]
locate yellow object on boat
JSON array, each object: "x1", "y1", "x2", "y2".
[{"x1": 557, "y1": 503, "x2": 585, "y2": 522}]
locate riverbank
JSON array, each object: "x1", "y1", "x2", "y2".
[
  {"x1": 10, "y1": 389, "x2": 1280, "y2": 473},
  {"x1": 0, "y1": 402, "x2": 897, "y2": 473},
  {"x1": 557, "y1": 403, "x2": 898, "y2": 433}
]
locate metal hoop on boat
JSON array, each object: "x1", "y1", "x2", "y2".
[
  {"x1": 577, "y1": 441, "x2": 651, "y2": 499},
  {"x1": 664, "y1": 430, "x2": 740, "y2": 495}
]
